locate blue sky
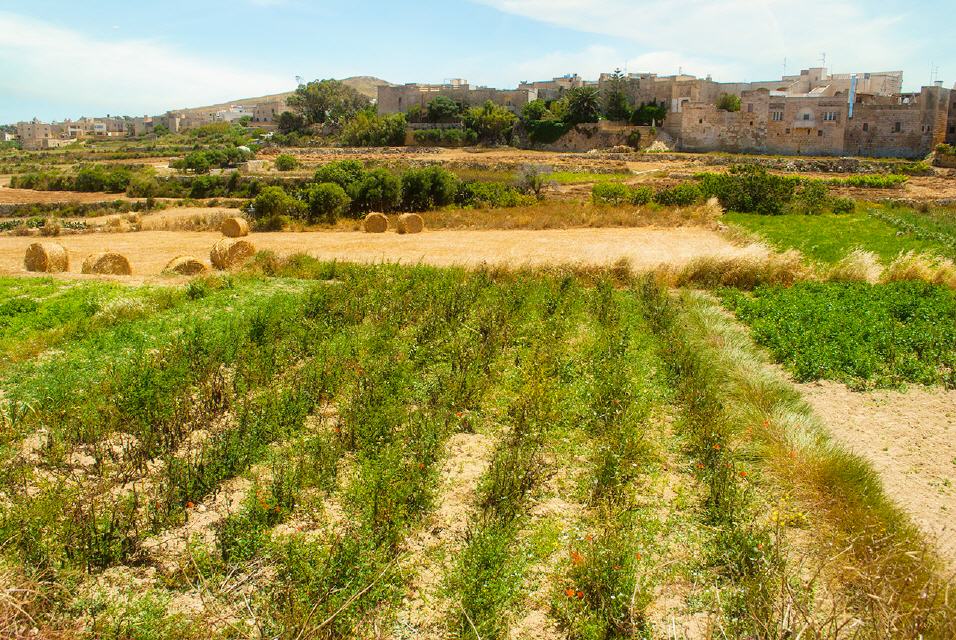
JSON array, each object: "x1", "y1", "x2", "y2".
[{"x1": 1, "y1": 0, "x2": 954, "y2": 124}]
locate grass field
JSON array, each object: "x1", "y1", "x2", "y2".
[
  {"x1": 725, "y1": 206, "x2": 956, "y2": 264},
  {"x1": 0, "y1": 261, "x2": 953, "y2": 638}
]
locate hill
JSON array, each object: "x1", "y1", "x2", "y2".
[{"x1": 171, "y1": 76, "x2": 394, "y2": 116}]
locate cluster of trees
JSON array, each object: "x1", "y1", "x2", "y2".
[
  {"x1": 171, "y1": 147, "x2": 253, "y2": 174},
  {"x1": 247, "y1": 160, "x2": 533, "y2": 229},
  {"x1": 698, "y1": 164, "x2": 854, "y2": 215}
]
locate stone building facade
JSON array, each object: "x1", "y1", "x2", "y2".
[
  {"x1": 668, "y1": 84, "x2": 953, "y2": 158},
  {"x1": 378, "y1": 82, "x2": 536, "y2": 115}
]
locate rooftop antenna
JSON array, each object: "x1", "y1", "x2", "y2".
[
  {"x1": 820, "y1": 52, "x2": 827, "y2": 72},
  {"x1": 783, "y1": 57, "x2": 788, "y2": 76}
]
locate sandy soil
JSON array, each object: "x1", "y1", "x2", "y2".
[
  {"x1": 0, "y1": 227, "x2": 766, "y2": 277},
  {"x1": 799, "y1": 381, "x2": 956, "y2": 570}
]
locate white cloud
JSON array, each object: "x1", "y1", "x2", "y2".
[
  {"x1": 0, "y1": 12, "x2": 290, "y2": 119},
  {"x1": 473, "y1": 0, "x2": 918, "y2": 84}
]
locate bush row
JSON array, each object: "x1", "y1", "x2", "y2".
[{"x1": 248, "y1": 161, "x2": 534, "y2": 228}]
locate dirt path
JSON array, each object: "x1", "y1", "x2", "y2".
[
  {"x1": 798, "y1": 381, "x2": 956, "y2": 570},
  {"x1": 0, "y1": 187, "x2": 134, "y2": 204},
  {"x1": 0, "y1": 227, "x2": 766, "y2": 276}
]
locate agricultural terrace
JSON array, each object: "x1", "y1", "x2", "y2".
[{"x1": 0, "y1": 258, "x2": 953, "y2": 639}]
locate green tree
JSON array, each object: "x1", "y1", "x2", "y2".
[
  {"x1": 349, "y1": 168, "x2": 402, "y2": 212},
  {"x1": 566, "y1": 87, "x2": 602, "y2": 125},
  {"x1": 521, "y1": 99, "x2": 550, "y2": 124},
  {"x1": 602, "y1": 69, "x2": 632, "y2": 122},
  {"x1": 274, "y1": 154, "x2": 299, "y2": 172},
  {"x1": 248, "y1": 186, "x2": 306, "y2": 221},
  {"x1": 287, "y1": 79, "x2": 370, "y2": 126},
  {"x1": 314, "y1": 160, "x2": 366, "y2": 191},
  {"x1": 305, "y1": 182, "x2": 351, "y2": 223},
  {"x1": 630, "y1": 101, "x2": 667, "y2": 126},
  {"x1": 400, "y1": 166, "x2": 460, "y2": 211},
  {"x1": 341, "y1": 111, "x2": 407, "y2": 146},
  {"x1": 276, "y1": 111, "x2": 307, "y2": 134},
  {"x1": 717, "y1": 94, "x2": 742, "y2": 112},
  {"x1": 427, "y1": 96, "x2": 462, "y2": 123},
  {"x1": 463, "y1": 101, "x2": 517, "y2": 144}
]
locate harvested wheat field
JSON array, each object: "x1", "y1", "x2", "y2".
[
  {"x1": 0, "y1": 227, "x2": 767, "y2": 276},
  {"x1": 0, "y1": 187, "x2": 132, "y2": 205}
]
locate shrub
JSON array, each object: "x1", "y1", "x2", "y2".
[
  {"x1": 348, "y1": 168, "x2": 402, "y2": 212},
  {"x1": 698, "y1": 165, "x2": 799, "y2": 215},
  {"x1": 716, "y1": 94, "x2": 742, "y2": 112},
  {"x1": 790, "y1": 181, "x2": 830, "y2": 215},
  {"x1": 832, "y1": 197, "x2": 855, "y2": 214},
  {"x1": 592, "y1": 183, "x2": 629, "y2": 206},
  {"x1": 400, "y1": 166, "x2": 460, "y2": 212},
  {"x1": 628, "y1": 186, "x2": 653, "y2": 206},
  {"x1": 247, "y1": 186, "x2": 306, "y2": 221},
  {"x1": 654, "y1": 183, "x2": 703, "y2": 207},
  {"x1": 274, "y1": 154, "x2": 299, "y2": 172},
  {"x1": 829, "y1": 174, "x2": 908, "y2": 189},
  {"x1": 313, "y1": 160, "x2": 366, "y2": 191},
  {"x1": 456, "y1": 182, "x2": 533, "y2": 208},
  {"x1": 341, "y1": 111, "x2": 407, "y2": 147},
  {"x1": 527, "y1": 120, "x2": 570, "y2": 145},
  {"x1": 305, "y1": 182, "x2": 351, "y2": 223},
  {"x1": 75, "y1": 165, "x2": 134, "y2": 193}
]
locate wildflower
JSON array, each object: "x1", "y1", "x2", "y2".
[
  {"x1": 635, "y1": 552, "x2": 642, "y2": 561},
  {"x1": 585, "y1": 534, "x2": 594, "y2": 543},
  {"x1": 455, "y1": 411, "x2": 463, "y2": 418},
  {"x1": 740, "y1": 470, "x2": 748, "y2": 478},
  {"x1": 186, "y1": 501, "x2": 194, "y2": 509},
  {"x1": 712, "y1": 444, "x2": 721, "y2": 451},
  {"x1": 576, "y1": 591, "x2": 585, "y2": 600},
  {"x1": 696, "y1": 462, "x2": 705, "y2": 470},
  {"x1": 613, "y1": 564, "x2": 622, "y2": 571},
  {"x1": 757, "y1": 543, "x2": 764, "y2": 551},
  {"x1": 565, "y1": 588, "x2": 576, "y2": 599},
  {"x1": 763, "y1": 419, "x2": 770, "y2": 428},
  {"x1": 418, "y1": 462, "x2": 426, "y2": 470},
  {"x1": 570, "y1": 550, "x2": 584, "y2": 566}
]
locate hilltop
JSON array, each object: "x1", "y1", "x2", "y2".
[{"x1": 171, "y1": 76, "x2": 394, "y2": 116}]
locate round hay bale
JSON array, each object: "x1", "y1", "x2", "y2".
[
  {"x1": 396, "y1": 213, "x2": 425, "y2": 235},
  {"x1": 164, "y1": 256, "x2": 210, "y2": 276},
  {"x1": 210, "y1": 238, "x2": 256, "y2": 270},
  {"x1": 82, "y1": 252, "x2": 132, "y2": 275},
  {"x1": 221, "y1": 217, "x2": 250, "y2": 238},
  {"x1": 363, "y1": 212, "x2": 389, "y2": 234},
  {"x1": 24, "y1": 242, "x2": 69, "y2": 273}
]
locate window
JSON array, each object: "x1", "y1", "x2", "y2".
[
  {"x1": 802, "y1": 113, "x2": 811, "y2": 121},
  {"x1": 894, "y1": 122, "x2": 902, "y2": 133},
  {"x1": 823, "y1": 112, "x2": 838, "y2": 122},
  {"x1": 863, "y1": 123, "x2": 869, "y2": 132},
  {"x1": 747, "y1": 103, "x2": 754, "y2": 113},
  {"x1": 785, "y1": 128, "x2": 791, "y2": 134},
  {"x1": 818, "y1": 130, "x2": 824, "y2": 137},
  {"x1": 699, "y1": 119, "x2": 703, "y2": 124},
  {"x1": 950, "y1": 126, "x2": 956, "y2": 134},
  {"x1": 771, "y1": 111, "x2": 784, "y2": 122}
]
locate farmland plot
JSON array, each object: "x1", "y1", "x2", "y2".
[{"x1": 0, "y1": 263, "x2": 953, "y2": 639}]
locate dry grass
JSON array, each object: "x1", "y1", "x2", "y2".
[
  {"x1": 881, "y1": 251, "x2": 956, "y2": 288},
  {"x1": 827, "y1": 249, "x2": 882, "y2": 283},
  {"x1": 655, "y1": 248, "x2": 812, "y2": 289},
  {"x1": 330, "y1": 201, "x2": 724, "y2": 232}
]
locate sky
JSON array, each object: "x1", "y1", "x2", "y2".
[{"x1": 1, "y1": 0, "x2": 954, "y2": 124}]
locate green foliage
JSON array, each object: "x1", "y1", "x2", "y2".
[
  {"x1": 527, "y1": 120, "x2": 571, "y2": 144},
  {"x1": 456, "y1": 181, "x2": 534, "y2": 208},
  {"x1": 698, "y1": 164, "x2": 799, "y2": 215},
  {"x1": 276, "y1": 111, "x2": 307, "y2": 134},
  {"x1": 304, "y1": 182, "x2": 351, "y2": 223},
  {"x1": 400, "y1": 166, "x2": 460, "y2": 211},
  {"x1": 313, "y1": 159, "x2": 366, "y2": 191},
  {"x1": 591, "y1": 182, "x2": 629, "y2": 206},
  {"x1": 936, "y1": 143, "x2": 956, "y2": 156},
  {"x1": 411, "y1": 128, "x2": 477, "y2": 147},
  {"x1": 426, "y1": 95, "x2": 462, "y2": 123},
  {"x1": 716, "y1": 94, "x2": 742, "y2": 112},
  {"x1": 521, "y1": 99, "x2": 550, "y2": 123},
  {"x1": 274, "y1": 154, "x2": 300, "y2": 172},
  {"x1": 340, "y1": 111, "x2": 407, "y2": 147},
  {"x1": 172, "y1": 147, "x2": 253, "y2": 174},
  {"x1": 828, "y1": 174, "x2": 908, "y2": 189},
  {"x1": 832, "y1": 196, "x2": 856, "y2": 214},
  {"x1": 75, "y1": 165, "x2": 134, "y2": 192},
  {"x1": 629, "y1": 101, "x2": 667, "y2": 126},
  {"x1": 349, "y1": 167, "x2": 402, "y2": 212},
  {"x1": 463, "y1": 101, "x2": 517, "y2": 144},
  {"x1": 566, "y1": 87, "x2": 602, "y2": 125},
  {"x1": 790, "y1": 180, "x2": 831, "y2": 215},
  {"x1": 602, "y1": 69, "x2": 633, "y2": 122},
  {"x1": 653, "y1": 183, "x2": 703, "y2": 207},
  {"x1": 248, "y1": 185, "x2": 306, "y2": 222},
  {"x1": 286, "y1": 78, "x2": 370, "y2": 126},
  {"x1": 720, "y1": 282, "x2": 956, "y2": 388}
]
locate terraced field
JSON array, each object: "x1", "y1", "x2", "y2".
[{"x1": 1, "y1": 261, "x2": 953, "y2": 639}]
